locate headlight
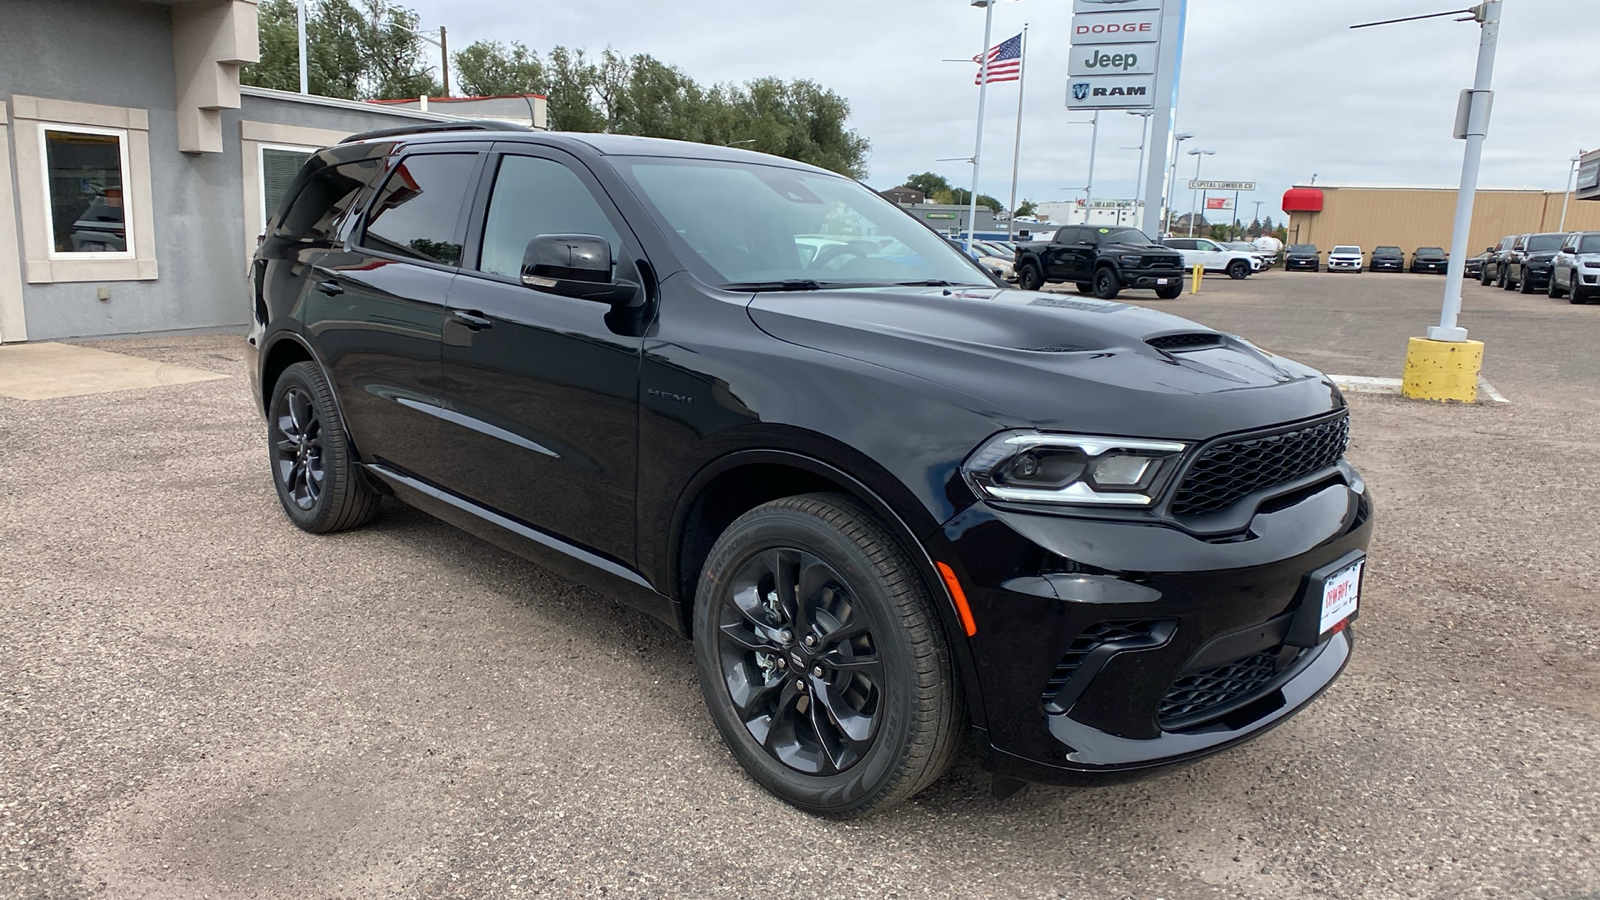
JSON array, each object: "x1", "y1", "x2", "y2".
[
  {"x1": 962, "y1": 431, "x2": 1188, "y2": 506},
  {"x1": 1119, "y1": 254, "x2": 1142, "y2": 264}
]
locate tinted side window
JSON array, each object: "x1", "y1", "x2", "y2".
[
  {"x1": 477, "y1": 155, "x2": 622, "y2": 279},
  {"x1": 361, "y1": 153, "x2": 477, "y2": 266},
  {"x1": 276, "y1": 158, "x2": 381, "y2": 242},
  {"x1": 1052, "y1": 227, "x2": 1079, "y2": 245}
]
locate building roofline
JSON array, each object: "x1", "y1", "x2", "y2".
[
  {"x1": 368, "y1": 93, "x2": 548, "y2": 104},
  {"x1": 240, "y1": 86, "x2": 460, "y2": 121},
  {"x1": 1291, "y1": 182, "x2": 1551, "y2": 193}
]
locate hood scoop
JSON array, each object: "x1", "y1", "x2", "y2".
[{"x1": 1146, "y1": 332, "x2": 1226, "y2": 352}]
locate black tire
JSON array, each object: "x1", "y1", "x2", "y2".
[
  {"x1": 1226, "y1": 260, "x2": 1250, "y2": 280},
  {"x1": 1017, "y1": 263, "x2": 1044, "y2": 292},
  {"x1": 266, "y1": 361, "x2": 380, "y2": 534},
  {"x1": 1155, "y1": 284, "x2": 1183, "y2": 300},
  {"x1": 693, "y1": 494, "x2": 963, "y2": 817},
  {"x1": 1480, "y1": 266, "x2": 1493, "y2": 286},
  {"x1": 1500, "y1": 269, "x2": 1513, "y2": 290},
  {"x1": 1548, "y1": 271, "x2": 1566, "y2": 298},
  {"x1": 1520, "y1": 271, "x2": 1536, "y2": 294},
  {"x1": 1074, "y1": 282, "x2": 1094, "y2": 294},
  {"x1": 1092, "y1": 266, "x2": 1122, "y2": 299},
  {"x1": 1572, "y1": 289, "x2": 1590, "y2": 305}
]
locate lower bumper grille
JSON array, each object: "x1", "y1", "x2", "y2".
[
  {"x1": 1042, "y1": 620, "x2": 1171, "y2": 714},
  {"x1": 1159, "y1": 650, "x2": 1280, "y2": 728}
]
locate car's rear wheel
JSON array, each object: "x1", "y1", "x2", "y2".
[
  {"x1": 693, "y1": 494, "x2": 962, "y2": 817},
  {"x1": 1226, "y1": 260, "x2": 1250, "y2": 280},
  {"x1": 1017, "y1": 263, "x2": 1043, "y2": 292},
  {"x1": 1500, "y1": 269, "x2": 1513, "y2": 290},
  {"x1": 1480, "y1": 266, "x2": 1493, "y2": 286},
  {"x1": 267, "y1": 361, "x2": 380, "y2": 533},
  {"x1": 1093, "y1": 266, "x2": 1122, "y2": 299},
  {"x1": 1520, "y1": 271, "x2": 1536, "y2": 293}
]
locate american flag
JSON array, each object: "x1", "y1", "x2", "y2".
[{"x1": 974, "y1": 33, "x2": 1024, "y2": 85}]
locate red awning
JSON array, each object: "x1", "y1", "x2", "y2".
[{"x1": 1282, "y1": 187, "x2": 1324, "y2": 212}]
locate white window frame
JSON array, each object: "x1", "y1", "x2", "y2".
[
  {"x1": 256, "y1": 142, "x2": 317, "y2": 233},
  {"x1": 38, "y1": 122, "x2": 137, "y2": 261}
]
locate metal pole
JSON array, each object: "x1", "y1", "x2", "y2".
[
  {"x1": 1233, "y1": 190, "x2": 1240, "y2": 238},
  {"x1": 1166, "y1": 134, "x2": 1189, "y2": 235},
  {"x1": 1130, "y1": 112, "x2": 1150, "y2": 231},
  {"x1": 297, "y1": 0, "x2": 309, "y2": 95},
  {"x1": 966, "y1": 0, "x2": 996, "y2": 252},
  {"x1": 1559, "y1": 151, "x2": 1581, "y2": 231},
  {"x1": 1430, "y1": 0, "x2": 1501, "y2": 343},
  {"x1": 439, "y1": 25, "x2": 450, "y2": 97},
  {"x1": 1005, "y1": 25, "x2": 1029, "y2": 241},
  {"x1": 1252, "y1": 199, "x2": 1264, "y2": 232},
  {"x1": 1084, "y1": 111, "x2": 1099, "y2": 225},
  {"x1": 1189, "y1": 153, "x2": 1204, "y2": 236}
]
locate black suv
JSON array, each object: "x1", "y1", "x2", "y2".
[
  {"x1": 1369, "y1": 246, "x2": 1403, "y2": 272},
  {"x1": 1014, "y1": 226, "x2": 1186, "y2": 298},
  {"x1": 1284, "y1": 244, "x2": 1320, "y2": 271},
  {"x1": 1504, "y1": 232, "x2": 1567, "y2": 293},
  {"x1": 247, "y1": 125, "x2": 1373, "y2": 816}
]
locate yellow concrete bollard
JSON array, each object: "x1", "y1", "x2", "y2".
[
  {"x1": 1400, "y1": 337, "x2": 1484, "y2": 403},
  {"x1": 1189, "y1": 264, "x2": 1203, "y2": 294}
]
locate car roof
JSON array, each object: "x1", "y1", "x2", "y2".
[{"x1": 340, "y1": 127, "x2": 837, "y2": 177}]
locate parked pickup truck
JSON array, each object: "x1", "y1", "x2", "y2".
[{"x1": 1015, "y1": 225, "x2": 1187, "y2": 298}]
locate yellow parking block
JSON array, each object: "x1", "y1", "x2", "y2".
[{"x1": 1400, "y1": 337, "x2": 1483, "y2": 403}]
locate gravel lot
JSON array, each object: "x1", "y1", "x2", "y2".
[{"x1": 2, "y1": 271, "x2": 1597, "y2": 899}]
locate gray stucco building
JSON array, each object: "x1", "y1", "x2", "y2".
[{"x1": 0, "y1": 0, "x2": 543, "y2": 344}]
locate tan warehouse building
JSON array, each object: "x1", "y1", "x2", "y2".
[{"x1": 1283, "y1": 184, "x2": 1600, "y2": 255}]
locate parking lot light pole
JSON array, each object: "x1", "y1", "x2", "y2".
[
  {"x1": 1165, "y1": 132, "x2": 1192, "y2": 235},
  {"x1": 1559, "y1": 150, "x2": 1584, "y2": 231},
  {"x1": 965, "y1": 0, "x2": 997, "y2": 252},
  {"x1": 1187, "y1": 148, "x2": 1213, "y2": 236}
]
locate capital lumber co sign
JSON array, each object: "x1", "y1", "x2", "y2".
[{"x1": 1188, "y1": 180, "x2": 1256, "y2": 192}]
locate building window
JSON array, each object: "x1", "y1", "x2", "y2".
[
  {"x1": 40, "y1": 125, "x2": 133, "y2": 258},
  {"x1": 258, "y1": 145, "x2": 314, "y2": 232}
]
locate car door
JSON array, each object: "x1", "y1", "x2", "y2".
[
  {"x1": 1163, "y1": 238, "x2": 1193, "y2": 268},
  {"x1": 432, "y1": 145, "x2": 647, "y2": 566},
  {"x1": 1043, "y1": 227, "x2": 1082, "y2": 281},
  {"x1": 1556, "y1": 233, "x2": 1578, "y2": 290},
  {"x1": 1194, "y1": 238, "x2": 1226, "y2": 271},
  {"x1": 311, "y1": 148, "x2": 483, "y2": 477}
]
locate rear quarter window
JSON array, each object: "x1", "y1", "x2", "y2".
[{"x1": 274, "y1": 157, "x2": 382, "y2": 243}]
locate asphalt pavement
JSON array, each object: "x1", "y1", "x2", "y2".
[{"x1": 1, "y1": 270, "x2": 1596, "y2": 899}]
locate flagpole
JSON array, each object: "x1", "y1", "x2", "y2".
[
  {"x1": 1005, "y1": 24, "x2": 1029, "y2": 240},
  {"x1": 966, "y1": 0, "x2": 996, "y2": 253}
]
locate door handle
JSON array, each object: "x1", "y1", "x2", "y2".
[
  {"x1": 450, "y1": 310, "x2": 493, "y2": 330},
  {"x1": 315, "y1": 279, "x2": 343, "y2": 296}
]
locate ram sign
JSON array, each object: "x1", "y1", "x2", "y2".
[{"x1": 1067, "y1": 76, "x2": 1157, "y2": 109}]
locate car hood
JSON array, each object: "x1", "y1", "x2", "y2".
[
  {"x1": 747, "y1": 286, "x2": 1342, "y2": 441},
  {"x1": 1526, "y1": 251, "x2": 1558, "y2": 261},
  {"x1": 1329, "y1": 252, "x2": 1361, "y2": 259}
]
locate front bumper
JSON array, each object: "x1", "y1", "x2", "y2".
[
  {"x1": 1286, "y1": 258, "x2": 1318, "y2": 270},
  {"x1": 942, "y1": 467, "x2": 1373, "y2": 783},
  {"x1": 1328, "y1": 259, "x2": 1361, "y2": 271},
  {"x1": 1412, "y1": 261, "x2": 1446, "y2": 273},
  {"x1": 1372, "y1": 260, "x2": 1402, "y2": 271},
  {"x1": 1122, "y1": 268, "x2": 1187, "y2": 288}
]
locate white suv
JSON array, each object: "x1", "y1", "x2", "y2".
[
  {"x1": 1161, "y1": 237, "x2": 1258, "y2": 279},
  {"x1": 1328, "y1": 245, "x2": 1364, "y2": 273}
]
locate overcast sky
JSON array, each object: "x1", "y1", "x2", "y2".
[{"x1": 402, "y1": 0, "x2": 1596, "y2": 220}]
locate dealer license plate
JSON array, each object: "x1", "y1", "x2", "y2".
[
  {"x1": 1319, "y1": 558, "x2": 1363, "y2": 636},
  {"x1": 1156, "y1": 278, "x2": 1170, "y2": 285}
]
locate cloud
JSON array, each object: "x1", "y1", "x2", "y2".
[{"x1": 403, "y1": 0, "x2": 1597, "y2": 218}]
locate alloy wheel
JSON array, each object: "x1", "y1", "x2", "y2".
[
  {"x1": 715, "y1": 547, "x2": 884, "y2": 775},
  {"x1": 272, "y1": 387, "x2": 325, "y2": 511}
]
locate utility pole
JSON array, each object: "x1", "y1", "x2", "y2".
[
  {"x1": 1187, "y1": 147, "x2": 1213, "y2": 237},
  {"x1": 1252, "y1": 199, "x2": 1264, "y2": 232},
  {"x1": 1084, "y1": 112, "x2": 1100, "y2": 225},
  {"x1": 1165, "y1": 132, "x2": 1192, "y2": 235},
  {"x1": 439, "y1": 26, "x2": 450, "y2": 97}
]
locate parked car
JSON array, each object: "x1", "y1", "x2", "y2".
[
  {"x1": 1504, "y1": 232, "x2": 1567, "y2": 293},
  {"x1": 1161, "y1": 237, "x2": 1257, "y2": 279},
  {"x1": 1284, "y1": 244, "x2": 1320, "y2": 271},
  {"x1": 1548, "y1": 231, "x2": 1600, "y2": 303},
  {"x1": 249, "y1": 126, "x2": 1370, "y2": 815},
  {"x1": 1016, "y1": 225, "x2": 1188, "y2": 297},
  {"x1": 1410, "y1": 247, "x2": 1448, "y2": 274},
  {"x1": 970, "y1": 241, "x2": 1018, "y2": 282},
  {"x1": 1369, "y1": 246, "x2": 1404, "y2": 272},
  {"x1": 1464, "y1": 250, "x2": 1490, "y2": 280},
  {"x1": 1226, "y1": 241, "x2": 1275, "y2": 269},
  {"x1": 1481, "y1": 235, "x2": 1518, "y2": 285},
  {"x1": 1327, "y1": 245, "x2": 1363, "y2": 273}
]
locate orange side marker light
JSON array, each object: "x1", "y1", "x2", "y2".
[{"x1": 935, "y1": 562, "x2": 978, "y2": 637}]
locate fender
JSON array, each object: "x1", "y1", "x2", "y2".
[
  {"x1": 668, "y1": 446, "x2": 991, "y2": 730},
  {"x1": 256, "y1": 328, "x2": 362, "y2": 458}
]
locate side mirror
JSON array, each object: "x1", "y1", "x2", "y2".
[{"x1": 522, "y1": 234, "x2": 641, "y2": 306}]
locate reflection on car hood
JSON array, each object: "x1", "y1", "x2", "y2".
[{"x1": 747, "y1": 286, "x2": 1342, "y2": 440}]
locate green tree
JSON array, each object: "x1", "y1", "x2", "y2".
[
  {"x1": 543, "y1": 46, "x2": 606, "y2": 132},
  {"x1": 453, "y1": 40, "x2": 545, "y2": 97},
  {"x1": 939, "y1": 188, "x2": 1003, "y2": 213},
  {"x1": 903, "y1": 172, "x2": 952, "y2": 196},
  {"x1": 245, "y1": 0, "x2": 302, "y2": 92},
  {"x1": 1015, "y1": 199, "x2": 1038, "y2": 218},
  {"x1": 242, "y1": 0, "x2": 436, "y2": 100},
  {"x1": 359, "y1": 0, "x2": 440, "y2": 99}
]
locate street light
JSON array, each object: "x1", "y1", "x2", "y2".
[
  {"x1": 1124, "y1": 111, "x2": 1153, "y2": 228},
  {"x1": 1165, "y1": 132, "x2": 1193, "y2": 235},
  {"x1": 1187, "y1": 148, "x2": 1215, "y2": 237}
]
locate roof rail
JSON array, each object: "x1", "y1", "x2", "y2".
[{"x1": 339, "y1": 120, "x2": 534, "y2": 144}]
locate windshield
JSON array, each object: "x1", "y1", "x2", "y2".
[
  {"x1": 1289, "y1": 244, "x2": 1317, "y2": 253},
  {"x1": 1526, "y1": 234, "x2": 1566, "y2": 252},
  {"x1": 1417, "y1": 247, "x2": 1444, "y2": 257},
  {"x1": 1095, "y1": 227, "x2": 1158, "y2": 246},
  {"x1": 611, "y1": 157, "x2": 991, "y2": 288},
  {"x1": 1333, "y1": 246, "x2": 1360, "y2": 254},
  {"x1": 1581, "y1": 234, "x2": 1600, "y2": 254},
  {"x1": 1375, "y1": 246, "x2": 1400, "y2": 255}
]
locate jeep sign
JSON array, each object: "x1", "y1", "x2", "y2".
[
  {"x1": 1070, "y1": 11, "x2": 1162, "y2": 45},
  {"x1": 1065, "y1": 75, "x2": 1157, "y2": 110},
  {"x1": 1069, "y1": 44, "x2": 1157, "y2": 77}
]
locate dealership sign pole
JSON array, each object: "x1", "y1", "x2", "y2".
[{"x1": 965, "y1": 0, "x2": 997, "y2": 252}]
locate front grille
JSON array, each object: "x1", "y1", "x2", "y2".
[
  {"x1": 1147, "y1": 332, "x2": 1224, "y2": 352},
  {"x1": 1170, "y1": 415, "x2": 1349, "y2": 517},
  {"x1": 1159, "y1": 651, "x2": 1279, "y2": 727},
  {"x1": 1141, "y1": 254, "x2": 1183, "y2": 268},
  {"x1": 1041, "y1": 620, "x2": 1163, "y2": 712}
]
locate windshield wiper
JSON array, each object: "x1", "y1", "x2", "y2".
[{"x1": 723, "y1": 279, "x2": 826, "y2": 292}]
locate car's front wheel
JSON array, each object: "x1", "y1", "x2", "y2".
[
  {"x1": 267, "y1": 361, "x2": 381, "y2": 533},
  {"x1": 1227, "y1": 260, "x2": 1250, "y2": 279},
  {"x1": 693, "y1": 494, "x2": 963, "y2": 817},
  {"x1": 1520, "y1": 271, "x2": 1537, "y2": 294},
  {"x1": 1017, "y1": 263, "x2": 1043, "y2": 292},
  {"x1": 1548, "y1": 270, "x2": 1567, "y2": 298},
  {"x1": 1093, "y1": 266, "x2": 1122, "y2": 299},
  {"x1": 1155, "y1": 284, "x2": 1183, "y2": 300}
]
